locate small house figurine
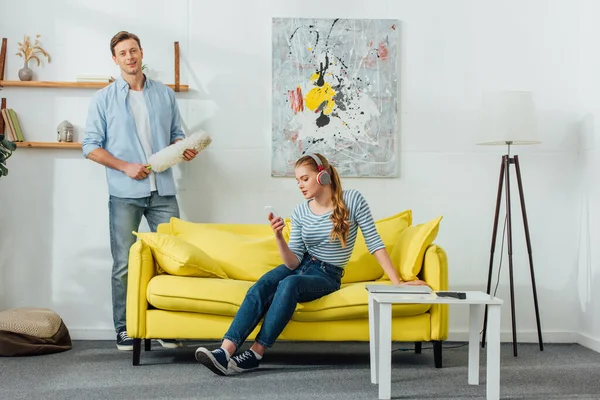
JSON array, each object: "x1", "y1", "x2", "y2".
[{"x1": 57, "y1": 120, "x2": 74, "y2": 142}]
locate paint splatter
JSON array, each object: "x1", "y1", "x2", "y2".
[
  {"x1": 288, "y1": 86, "x2": 304, "y2": 114},
  {"x1": 272, "y1": 18, "x2": 399, "y2": 177}
]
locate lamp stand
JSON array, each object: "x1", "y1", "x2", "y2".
[{"x1": 481, "y1": 146, "x2": 544, "y2": 356}]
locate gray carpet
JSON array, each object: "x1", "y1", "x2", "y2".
[{"x1": 1, "y1": 341, "x2": 599, "y2": 399}]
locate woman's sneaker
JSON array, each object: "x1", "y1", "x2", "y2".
[
  {"x1": 195, "y1": 347, "x2": 230, "y2": 376},
  {"x1": 116, "y1": 329, "x2": 134, "y2": 351},
  {"x1": 228, "y1": 350, "x2": 260, "y2": 374}
]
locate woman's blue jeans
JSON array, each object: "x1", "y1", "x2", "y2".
[{"x1": 223, "y1": 253, "x2": 343, "y2": 349}]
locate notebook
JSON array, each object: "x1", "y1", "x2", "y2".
[{"x1": 365, "y1": 284, "x2": 433, "y2": 294}]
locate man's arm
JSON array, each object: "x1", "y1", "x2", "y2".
[
  {"x1": 82, "y1": 92, "x2": 149, "y2": 180},
  {"x1": 167, "y1": 90, "x2": 197, "y2": 161},
  {"x1": 87, "y1": 148, "x2": 149, "y2": 180},
  {"x1": 169, "y1": 89, "x2": 185, "y2": 144}
]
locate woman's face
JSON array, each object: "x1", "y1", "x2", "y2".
[{"x1": 295, "y1": 163, "x2": 321, "y2": 199}]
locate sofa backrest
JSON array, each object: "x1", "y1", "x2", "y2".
[{"x1": 159, "y1": 210, "x2": 413, "y2": 283}]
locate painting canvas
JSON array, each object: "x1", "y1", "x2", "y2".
[{"x1": 272, "y1": 18, "x2": 399, "y2": 177}]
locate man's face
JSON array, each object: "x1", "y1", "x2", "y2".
[{"x1": 112, "y1": 39, "x2": 143, "y2": 76}]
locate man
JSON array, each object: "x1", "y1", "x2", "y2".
[{"x1": 82, "y1": 31, "x2": 197, "y2": 350}]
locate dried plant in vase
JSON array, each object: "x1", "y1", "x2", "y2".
[{"x1": 16, "y1": 34, "x2": 51, "y2": 81}]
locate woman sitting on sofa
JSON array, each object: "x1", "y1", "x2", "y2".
[{"x1": 195, "y1": 153, "x2": 427, "y2": 376}]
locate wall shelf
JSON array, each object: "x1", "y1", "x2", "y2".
[
  {"x1": 16, "y1": 141, "x2": 81, "y2": 149},
  {"x1": 0, "y1": 80, "x2": 189, "y2": 92}
]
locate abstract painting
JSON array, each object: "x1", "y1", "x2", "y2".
[{"x1": 272, "y1": 18, "x2": 399, "y2": 177}]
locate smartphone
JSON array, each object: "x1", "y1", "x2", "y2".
[{"x1": 264, "y1": 205, "x2": 285, "y2": 226}]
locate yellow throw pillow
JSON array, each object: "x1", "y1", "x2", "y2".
[
  {"x1": 169, "y1": 218, "x2": 282, "y2": 281},
  {"x1": 343, "y1": 210, "x2": 412, "y2": 283},
  {"x1": 389, "y1": 216, "x2": 443, "y2": 281},
  {"x1": 133, "y1": 232, "x2": 228, "y2": 279}
]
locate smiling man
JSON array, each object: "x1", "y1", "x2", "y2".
[{"x1": 82, "y1": 31, "x2": 197, "y2": 351}]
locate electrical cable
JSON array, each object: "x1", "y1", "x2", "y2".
[{"x1": 392, "y1": 343, "x2": 468, "y2": 353}]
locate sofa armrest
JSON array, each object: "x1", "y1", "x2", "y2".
[
  {"x1": 126, "y1": 240, "x2": 157, "y2": 338},
  {"x1": 419, "y1": 244, "x2": 449, "y2": 341}
]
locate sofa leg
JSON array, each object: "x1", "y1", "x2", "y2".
[
  {"x1": 133, "y1": 339, "x2": 141, "y2": 366},
  {"x1": 415, "y1": 342, "x2": 422, "y2": 354},
  {"x1": 144, "y1": 338, "x2": 151, "y2": 351},
  {"x1": 433, "y1": 341, "x2": 442, "y2": 368}
]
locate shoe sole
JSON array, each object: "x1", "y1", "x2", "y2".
[
  {"x1": 195, "y1": 348, "x2": 229, "y2": 376},
  {"x1": 116, "y1": 344, "x2": 134, "y2": 351},
  {"x1": 228, "y1": 360, "x2": 258, "y2": 374},
  {"x1": 157, "y1": 339, "x2": 183, "y2": 349}
]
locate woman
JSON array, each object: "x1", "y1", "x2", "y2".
[{"x1": 195, "y1": 153, "x2": 427, "y2": 375}]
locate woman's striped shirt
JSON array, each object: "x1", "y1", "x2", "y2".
[{"x1": 288, "y1": 189, "x2": 384, "y2": 268}]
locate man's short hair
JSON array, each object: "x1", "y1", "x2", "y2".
[{"x1": 110, "y1": 31, "x2": 142, "y2": 56}]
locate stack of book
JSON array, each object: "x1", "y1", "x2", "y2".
[{"x1": 1, "y1": 108, "x2": 24, "y2": 142}]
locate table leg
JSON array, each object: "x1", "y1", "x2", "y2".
[
  {"x1": 378, "y1": 302, "x2": 392, "y2": 400},
  {"x1": 468, "y1": 304, "x2": 484, "y2": 385},
  {"x1": 486, "y1": 304, "x2": 501, "y2": 400},
  {"x1": 369, "y1": 294, "x2": 379, "y2": 384}
]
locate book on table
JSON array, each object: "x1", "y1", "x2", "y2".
[{"x1": 365, "y1": 284, "x2": 433, "y2": 294}]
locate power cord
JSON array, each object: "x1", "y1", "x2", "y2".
[
  {"x1": 479, "y1": 212, "x2": 509, "y2": 337},
  {"x1": 392, "y1": 343, "x2": 468, "y2": 353},
  {"x1": 492, "y1": 213, "x2": 508, "y2": 298}
]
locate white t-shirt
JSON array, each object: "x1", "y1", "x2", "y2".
[{"x1": 128, "y1": 90, "x2": 156, "y2": 191}]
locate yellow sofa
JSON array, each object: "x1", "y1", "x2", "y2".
[{"x1": 126, "y1": 210, "x2": 448, "y2": 366}]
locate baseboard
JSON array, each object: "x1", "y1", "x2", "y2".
[
  {"x1": 70, "y1": 328, "x2": 581, "y2": 345},
  {"x1": 69, "y1": 328, "x2": 116, "y2": 340},
  {"x1": 577, "y1": 332, "x2": 600, "y2": 353},
  {"x1": 447, "y1": 330, "x2": 578, "y2": 343}
]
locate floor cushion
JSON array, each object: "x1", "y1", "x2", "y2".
[{"x1": 0, "y1": 308, "x2": 72, "y2": 356}]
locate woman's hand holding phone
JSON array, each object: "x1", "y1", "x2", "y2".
[{"x1": 265, "y1": 205, "x2": 285, "y2": 237}]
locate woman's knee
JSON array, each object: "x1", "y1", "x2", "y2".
[{"x1": 275, "y1": 276, "x2": 301, "y2": 297}]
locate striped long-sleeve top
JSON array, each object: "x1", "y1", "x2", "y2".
[{"x1": 288, "y1": 189, "x2": 385, "y2": 268}]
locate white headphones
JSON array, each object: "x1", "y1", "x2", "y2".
[{"x1": 307, "y1": 154, "x2": 331, "y2": 185}]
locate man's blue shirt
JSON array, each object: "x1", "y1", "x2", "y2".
[{"x1": 82, "y1": 75, "x2": 185, "y2": 198}]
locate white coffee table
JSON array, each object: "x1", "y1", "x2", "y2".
[{"x1": 368, "y1": 290, "x2": 503, "y2": 400}]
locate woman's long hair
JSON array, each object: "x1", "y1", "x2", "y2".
[{"x1": 295, "y1": 153, "x2": 350, "y2": 247}]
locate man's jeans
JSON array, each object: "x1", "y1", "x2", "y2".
[
  {"x1": 223, "y1": 253, "x2": 343, "y2": 349},
  {"x1": 109, "y1": 192, "x2": 179, "y2": 333}
]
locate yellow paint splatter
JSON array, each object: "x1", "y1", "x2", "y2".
[
  {"x1": 308, "y1": 47, "x2": 313, "y2": 51},
  {"x1": 309, "y1": 72, "x2": 320, "y2": 81},
  {"x1": 305, "y1": 82, "x2": 336, "y2": 115}
]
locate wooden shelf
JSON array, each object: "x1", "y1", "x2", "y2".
[
  {"x1": 0, "y1": 80, "x2": 189, "y2": 92},
  {"x1": 16, "y1": 141, "x2": 81, "y2": 149}
]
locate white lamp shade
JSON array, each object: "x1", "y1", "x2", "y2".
[{"x1": 478, "y1": 91, "x2": 541, "y2": 146}]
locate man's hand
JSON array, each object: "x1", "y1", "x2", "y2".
[
  {"x1": 122, "y1": 163, "x2": 151, "y2": 180},
  {"x1": 171, "y1": 139, "x2": 198, "y2": 162},
  {"x1": 183, "y1": 149, "x2": 198, "y2": 161}
]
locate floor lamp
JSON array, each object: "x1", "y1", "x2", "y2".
[{"x1": 478, "y1": 91, "x2": 544, "y2": 357}]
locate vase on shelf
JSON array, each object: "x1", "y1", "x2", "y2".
[{"x1": 18, "y1": 62, "x2": 33, "y2": 81}]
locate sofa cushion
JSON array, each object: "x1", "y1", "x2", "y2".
[
  {"x1": 388, "y1": 216, "x2": 443, "y2": 281},
  {"x1": 343, "y1": 210, "x2": 412, "y2": 283},
  {"x1": 293, "y1": 282, "x2": 430, "y2": 321},
  {"x1": 168, "y1": 219, "x2": 282, "y2": 281},
  {"x1": 133, "y1": 232, "x2": 228, "y2": 278},
  {"x1": 147, "y1": 276, "x2": 430, "y2": 322},
  {"x1": 147, "y1": 275, "x2": 253, "y2": 317}
]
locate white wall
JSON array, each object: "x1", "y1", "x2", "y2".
[
  {"x1": 0, "y1": 0, "x2": 591, "y2": 345},
  {"x1": 576, "y1": 0, "x2": 600, "y2": 351}
]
